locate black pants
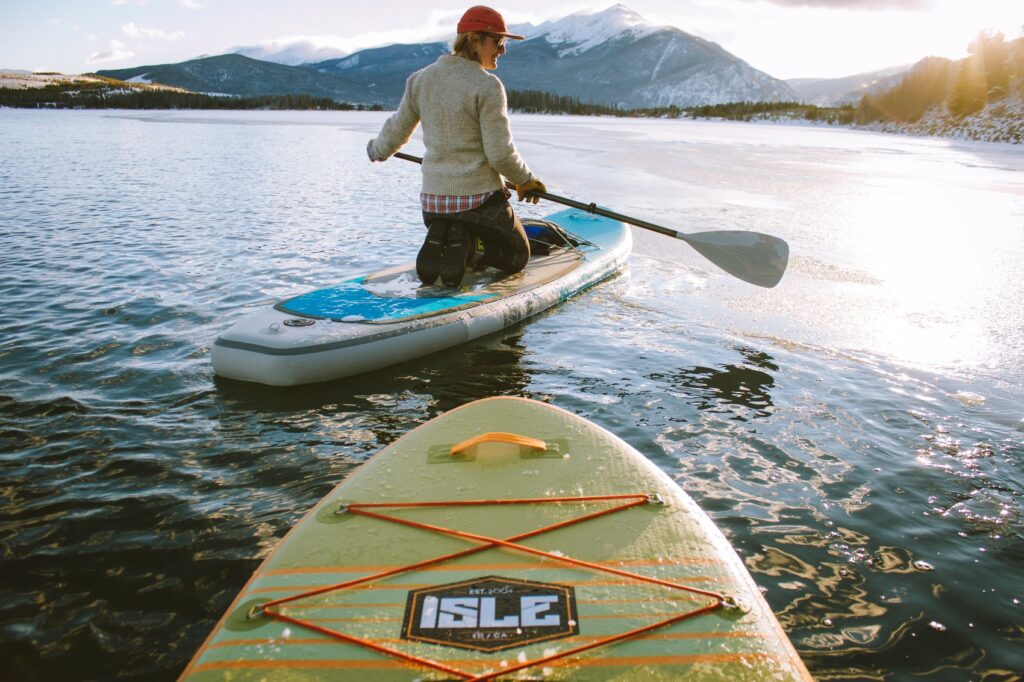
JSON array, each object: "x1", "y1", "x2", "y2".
[{"x1": 421, "y1": 191, "x2": 530, "y2": 275}]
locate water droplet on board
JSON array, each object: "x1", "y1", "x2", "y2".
[{"x1": 929, "y1": 621, "x2": 946, "y2": 632}]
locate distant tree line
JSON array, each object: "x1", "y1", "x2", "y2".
[
  {"x1": 682, "y1": 100, "x2": 856, "y2": 124},
  {"x1": 507, "y1": 89, "x2": 621, "y2": 116},
  {"x1": 0, "y1": 79, "x2": 382, "y2": 111},
  {"x1": 857, "y1": 33, "x2": 1024, "y2": 123},
  {"x1": 0, "y1": 80, "x2": 858, "y2": 124},
  {"x1": 508, "y1": 89, "x2": 856, "y2": 124}
]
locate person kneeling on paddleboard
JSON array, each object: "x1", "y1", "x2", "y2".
[{"x1": 367, "y1": 5, "x2": 546, "y2": 288}]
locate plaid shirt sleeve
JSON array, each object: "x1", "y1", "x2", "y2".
[{"x1": 421, "y1": 191, "x2": 493, "y2": 214}]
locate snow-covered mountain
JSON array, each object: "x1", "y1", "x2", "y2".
[
  {"x1": 509, "y1": 4, "x2": 795, "y2": 107},
  {"x1": 233, "y1": 40, "x2": 351, "y2": 66},
  {"x1": 310, "y1": 4, "x2": 794, "y2": 108},
  {"x1": 516, "y1": 4, "x2": 658, "y2": 56}
]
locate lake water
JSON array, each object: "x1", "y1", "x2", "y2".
[{"x1": 1, "y1": 108, "x2": 1022, "y2": 680}]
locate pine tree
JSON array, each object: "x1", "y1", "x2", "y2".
[
  {"x1": 1011, "y1": 36, "x2": 1024, "y2": 93},
  {"x1": 854, "y1": 58, "x2": 953, "y2": 124},
  {"x1": 947, "y1": 56, "x2": 987, "y2": 117},
  {"x1": 969, "y1": 31, "x2": 1010, "y2": 99}
]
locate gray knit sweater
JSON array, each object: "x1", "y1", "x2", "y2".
[{"x1": 370, "y1": 55, "x2": 533, "y2": 196}]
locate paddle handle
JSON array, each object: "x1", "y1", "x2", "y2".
[{"x1": 393, "y1": 152, "x2": 679, "y2": 240}]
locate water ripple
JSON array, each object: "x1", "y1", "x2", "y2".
[{"x1": 1, "y1": 109, "x2": 1022, "y2": 680}]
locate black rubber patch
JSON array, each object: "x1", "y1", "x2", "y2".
[{"x1": 401, "y1": 576, "x2": 578, "y2": 652}]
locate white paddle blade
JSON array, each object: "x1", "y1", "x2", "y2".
[{"x1": 679, "y1": 230, "x2": 789, "y2": 288}]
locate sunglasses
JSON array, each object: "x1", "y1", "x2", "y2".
[{"x1": 485, "y1": 34, "x2": 507, "y2": 49}]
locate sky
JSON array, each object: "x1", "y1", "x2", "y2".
[{"x1": 2, "y1": 0, "x2": 1021, "y2": 80}]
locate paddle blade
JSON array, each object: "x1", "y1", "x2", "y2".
[{"x1": 677, "y1": 230, "x2": 789, "y2": 288}]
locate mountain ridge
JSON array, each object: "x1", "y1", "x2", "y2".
[
  {"x1": 96, "y1": 53, "x2": 377, "y2": 102},
  {"x1": 100, "y1": 5, "x2": 795, "y2": 108},
  {"x1": 786, "y1": 65, "x2": 912, "y2": 106}
]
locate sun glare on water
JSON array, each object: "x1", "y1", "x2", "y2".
[{"x1": 835, "y1": 146, "x2": 1020, "y2": 376}]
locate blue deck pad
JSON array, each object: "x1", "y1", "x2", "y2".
[
  {"x1": 277, "y1": 278, "x2": 496, "y2": 323},
  {"x1": 275, "y1": 210, "x2": 621, "y2": 324}
]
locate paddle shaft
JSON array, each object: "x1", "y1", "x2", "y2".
[
  {"x1": 389, "y1": 151, "x2": 789, "y2": 288},
  {"x1": 393, "y1": 152, "x2": 679, "y2": 240}
]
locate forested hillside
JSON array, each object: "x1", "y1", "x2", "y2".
[
  {"x1": 854, "y1": 32, "x2": 1024, "y2": 142},
  {"x1": 0, "y1": 73, "x2": 379, "y2": 110}
]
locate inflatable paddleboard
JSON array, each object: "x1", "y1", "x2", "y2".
[
  {"x1": 212, "y1": 210, "x2": 630, "y2": 386},
  {"x1": 182, "y1": 397, "x2": 811, "y2": 681}
]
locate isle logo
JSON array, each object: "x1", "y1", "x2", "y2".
[{"x1": 401, "y1": 576, "x2": 578, "y2": 651}]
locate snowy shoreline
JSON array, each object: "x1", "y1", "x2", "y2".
[
  {"x1": 680, "y1": 96, "x2": 1024, "y2": 145},
  {"x1": 3, "y1": 70, "x2": 1020, "y2": 145}
]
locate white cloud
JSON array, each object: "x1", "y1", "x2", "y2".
[
  {"x1": 87, "y1": 39, "x2": 134, "y2": 64},
  {"x1": 180, "y1": 0, "x2": 204, "y2": 8},
  {"x1": 111, "y1": 0, "x2": 150, "y2": 6},
  {"x1": 233, "y1": 9, "x2": 471, "y2": 63},
  {"x1": 122, "y1": 21, "x2": 186, "y2": 41}
]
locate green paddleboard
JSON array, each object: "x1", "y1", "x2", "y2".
[{"x1": 182, "y1": 397, "x2": 811, "y2": 680}]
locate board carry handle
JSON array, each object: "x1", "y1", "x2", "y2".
[{"x1": 450, "y1": 432, "x2": 547, "y2": 456}]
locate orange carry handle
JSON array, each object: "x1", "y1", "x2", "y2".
[{"x1": 450, "y1": 432, "x2": 547, "y2": 456}]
